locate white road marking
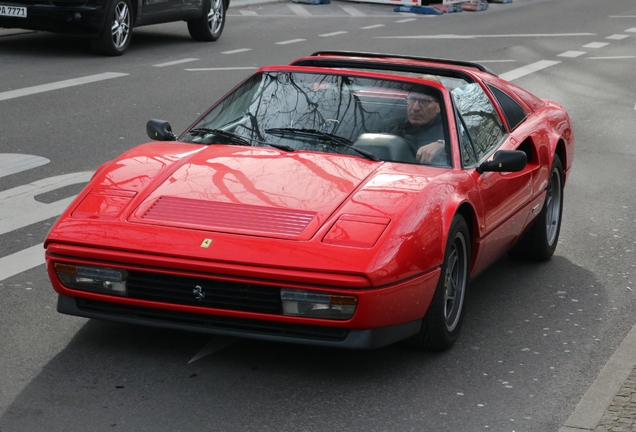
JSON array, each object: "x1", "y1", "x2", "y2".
[
  {"x1": 558, "y1": 51, "x2": 586, "y2": 58},
  {"x1": 396, "y1": 18, "x2": 417, "y2": 23},
  {"x1": 153, "y1": 58, "x2": 199, "y2": 67},
  {"x1": 287, "y1": 4, "x2": 312, "y2": 17},
  {"x1": 0, "y1": 154, "x2": 49, "y2": 179},
  {"x1": 499, "y1": 60, "x2": 561, "y2": 82},
  {"x1": 627, "y1": 28, "x2": 636, "y2": 32},
  {"x1": 474, "y1": 59, "x2": 516, "y2": 63},
  {"x1": 319, "y1": 31, "x2": 348, "y2": 37},
  {"x1": 339, "y1": 5, "x2": 366, "y2": 16},
  {"x1": 587, "y1": 56, "x2": 636, "y2": 60},
  {"x1": 583, "y1": 42, "x2": 610, "y2": 48},
  {"x1": 376, "y1": 32, "x2": 596, "y2": 40},
  {"x1": 0, "y1": 171, "x2": 93, "y2": 235},
  {"x1": 186, "y1": 67, "x2": 258, "y2": 71},
  {"x1": 240, "y1": 10, "x2": 257, "y2": 15},
  {"x1": 221, "y1": 48, "x2": 252, "y2": 54},
  {"x1": 188, "y1": 336, "x2": 240, "y2": 363},
  {"x1": 276, "y1": 38, "x2": 306, "y2": 45},
  {"x1": 606, "y1": 34, "x2": 630, "y2": 40},
  {"x1": 361, "y1": 24, "x2": 384, "y2": 29},
  {"x1": 0, "y1": 244, "x2": 45, "y2": 282},
  {"x1": 0, "y1": 72, "x2": 128, "y2": 102}
]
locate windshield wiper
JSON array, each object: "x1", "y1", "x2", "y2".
[
  {"x1": 266, "y1": 143, "x2": 295, "y2": 152},
  {"x1": 264, "y1": 128, "x2": 378, "y2": 161},
  {"x1": 188, "y1": 128, "x2": 252, "y2": 147}
]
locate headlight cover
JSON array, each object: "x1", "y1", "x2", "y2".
[
  {"x1": 322, "y1": 215, "x2": 390, "y2": 248},
  {"x1": 280, "y1": 288, "x2": 357, "y2": 320},
  {"x1": 55, "y1": 263, "x2": 127, "y2": 295}
]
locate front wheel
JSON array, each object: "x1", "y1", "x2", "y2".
[
  {"x1": 188, "y1": 0, "x2": 225, "y2": 41},
  {"x1": 508, "y1": 154, "x2": 564, "y2": 261},
  {"x1": 89, "y1": 0, "x2": 132, "y2": 56},
  {"x1": 403, "y1": 215, "x2": 471, "y2": 351}
]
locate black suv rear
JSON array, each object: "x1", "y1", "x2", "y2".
[{"x1": 0, "y1": 0, "x2": 229, "y2": 55}]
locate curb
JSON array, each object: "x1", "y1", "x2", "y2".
[{"x1": 560, "y1": 321, "x2": 636, "y2": 431}]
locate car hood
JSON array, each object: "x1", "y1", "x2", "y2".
[{"x1": 127, "y1": 146, "x2": 383, "y2": 240}]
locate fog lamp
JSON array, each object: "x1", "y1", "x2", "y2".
[
  {"x1": 280, "y1": 289, "x2": 357, "y2": 320},
  {"x1": 55, "y1": 263, "x2": 127, "y2": 295}
]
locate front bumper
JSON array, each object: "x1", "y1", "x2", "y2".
[
  {"x1": 58, "y1": 294, "x2": 423, "y2": 349},
  {"x1": 46, "y1": 244, "x2": 441, "y2": 349}
]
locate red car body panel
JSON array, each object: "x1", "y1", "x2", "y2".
[{"x1": 44, "y1": 52, "x2": 574, "y2": 349}]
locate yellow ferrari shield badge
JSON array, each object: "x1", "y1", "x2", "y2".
[{"x1": 200, "y1": 238, "x2": 213, "y2": 248}]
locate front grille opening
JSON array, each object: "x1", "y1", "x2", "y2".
[{"x1": 126, "y1": 270, "x2": 282, "y2": 314}]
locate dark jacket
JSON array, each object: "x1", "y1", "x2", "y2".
[{"x1": 383, "y1": 114, "x2": 449, "y2": 165}]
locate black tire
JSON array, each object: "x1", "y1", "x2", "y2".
[
  {"x1": 89, "y1": 0, "x2": 132, "y2": 56},
  {"x1": 508, "y1": 154, "x2": 564, "y2": 261},
  {"x1": 187, "y1": 0, "x2": 225, "y2": 41},
  {"x1": 403, "y1": 215, "x2": 470, "y2": 351}
]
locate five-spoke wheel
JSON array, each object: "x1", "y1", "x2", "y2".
[
  {"x1": 89, "y1": 0, "x2": 132, "y2": 56},
  {"x1": 508, "y1": 154, "x2": 564, "y2": 261},
  {"x1": 188, "y1": 0, "x2": 226, "y2": 41},
  {"x1": 403, "y1": 215, "x2": 470, "y2": 351}
]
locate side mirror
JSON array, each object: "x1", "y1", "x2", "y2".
[
  {"x1": 146, "y1": 119, "x2": 177, "y2": 141},
  {"x1": 477, "y1": 150, "x2": 527, "y2": 174}
]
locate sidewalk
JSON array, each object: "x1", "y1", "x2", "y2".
[
  {"x1": 595, "y1": 368, "x2": 636, "y2": 431},
  {"x1": 561, "y1": 322, "x2": 636, "y2": 432}
]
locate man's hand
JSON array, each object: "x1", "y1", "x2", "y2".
[{"x1": 416, "y1": 140, "x2": 445, "y2": 163}]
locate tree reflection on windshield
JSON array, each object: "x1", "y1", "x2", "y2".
[{"x1": 183, "y1": 71, "x2": 446, "y2": 162}]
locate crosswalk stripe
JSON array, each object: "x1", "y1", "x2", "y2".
[
  {"x1": 339, "y1": 5, "x2": 366, "y2": 16},
  {"x1": 287, "y1": 4, "x2": 311, "y2": 17}
]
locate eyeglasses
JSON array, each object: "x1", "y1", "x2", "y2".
[{"x1": 405, "y1": 96, "x2": 436, "y2": 108}]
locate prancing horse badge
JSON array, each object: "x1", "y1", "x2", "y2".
[{"x1": 200, "y1": 238, "x2": 213, "y2": 248}]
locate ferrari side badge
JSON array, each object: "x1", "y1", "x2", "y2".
[{"x1": 200, "y1": 238, "x2": 213, "y2": 248}]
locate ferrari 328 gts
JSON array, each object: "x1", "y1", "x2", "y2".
[{"x1": 45, "y1": 51, "x2": 574, "y2": 350}]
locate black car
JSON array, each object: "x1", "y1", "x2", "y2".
[{"x1": 0, "y1": 0, "x2": 228, "y2": 55}]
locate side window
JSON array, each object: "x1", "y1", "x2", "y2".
[
  {"x1": 455, "y1": 111, "x2": 478, "y2": 167},
  {"x1": 486, "y1": 84, "x2": 527, "y2": 131},
  {"x1": 451, "y1": 83, "x2": 506, "y2": 160}
]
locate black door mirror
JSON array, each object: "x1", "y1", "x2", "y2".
[
  {"x1": 477, "y1": 150, "x2": 527, "y2": 173},
  {"x1": 146, "y1": 119, "x2": 177, "y2": 141}
]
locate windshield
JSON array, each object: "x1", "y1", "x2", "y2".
[{"x1": 182, "y1": 71, "x2": 450, "y2": 166}]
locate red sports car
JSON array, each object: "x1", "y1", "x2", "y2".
[{"x1": 45, "y1": 51, "x2": 574, "y2": 350}]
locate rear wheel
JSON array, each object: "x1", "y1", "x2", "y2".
[
  {"x1": 187, "y1": 0, "x2": 225, "y2": 41},
  {"x1": 403, "y1": 215, "x2": 470, "y2": 351},
  {"x1": 89, "y1": 0, "x2": 132, "y2": 56},
  {"x1": 508, "y1": 154, "x2": 563, "y2": 261}
]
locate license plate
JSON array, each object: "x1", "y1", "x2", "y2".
[{"x1": 0, "y1": 5, "x2": 27, "y2": 18}]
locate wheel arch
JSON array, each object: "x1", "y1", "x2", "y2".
[
  {"x1": 451, "y1": 202, "x2": 478, "y2": 274},
  {"x1": 555, "y1": 138, "x2": 566, "y2": 175},
  {"x1": 131, "y1": 0, "x2": 140, "y2": 25}
]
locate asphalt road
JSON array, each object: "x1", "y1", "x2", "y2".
[{"x1": 1, "y1": 0, "x2": 636, "y2": 430}]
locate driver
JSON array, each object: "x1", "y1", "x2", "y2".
[{"x1": 384, "y1": 80, "x2": 447, "y2": 165}]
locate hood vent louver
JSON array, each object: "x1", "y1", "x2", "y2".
[{"x1": 140, "y1": 196, "x2": 316, "y2": 236}]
